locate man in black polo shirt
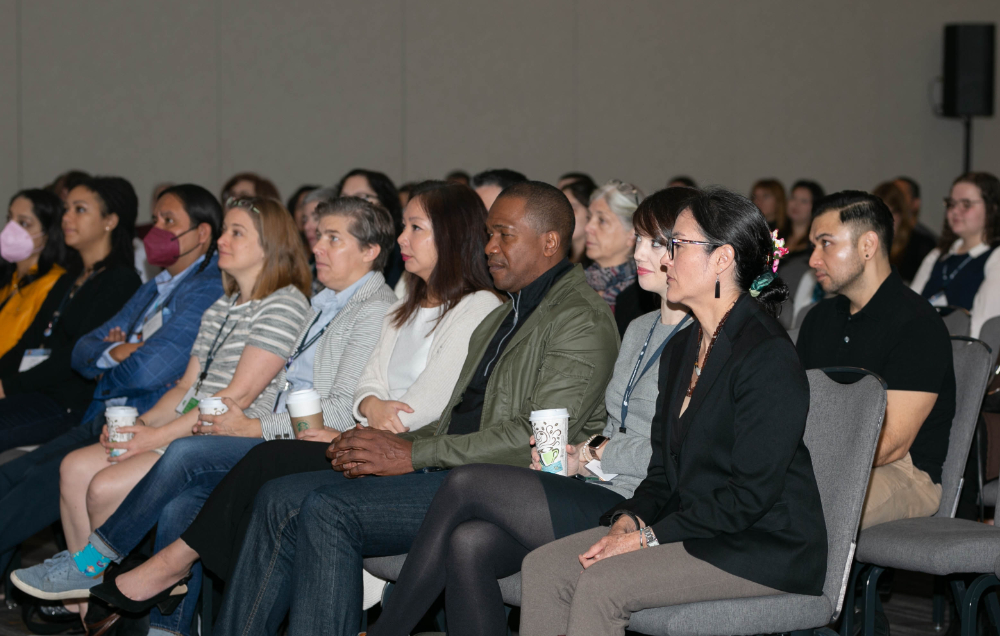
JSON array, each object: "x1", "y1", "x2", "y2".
[{"x1": 797, "y1": 190, "x2": 954, "y2": 529}]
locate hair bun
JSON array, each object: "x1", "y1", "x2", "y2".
[{"x1": 753, "y1": 275, "x2": 789, "y2": 318}]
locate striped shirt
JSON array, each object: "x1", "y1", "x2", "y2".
[{"x1": 190, "y1": 285, "x2": 311, "y2": 412}]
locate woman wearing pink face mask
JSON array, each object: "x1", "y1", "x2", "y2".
[{"x1": 0, "y1": 189, "x2": 70, "y2": 358}]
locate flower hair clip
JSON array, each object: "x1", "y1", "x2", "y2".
[{"x1": 769, "y1": 229, "x2": 788, "y2": 273}]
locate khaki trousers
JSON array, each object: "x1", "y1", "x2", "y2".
[
  {"x1": 860, "y1": 453, "x2": 942, "y2": 530},
  {"x1": 519, "y1": 526, "x2": 779, "y2": 636}
]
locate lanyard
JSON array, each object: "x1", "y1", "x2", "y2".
[
  {"x1": 123, "y1": 281, "x2": 186, "y2": 339},
  {"x1": 940, "y1": 254, "x2": 974, "y2": 287},
  {"x1": 285, "y1": 312, "x2": 328, "y2": 371},
  {"x1": 42, "y1": 269, "x2": 101, "y2": 340},
  {"x1": 194, "y1": 297, "x2": 242, "y2": 394},
  {"x1": 619, "y1": 314, "x2": 692, "y2": 432}
]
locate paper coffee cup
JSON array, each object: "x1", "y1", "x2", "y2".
[
  {"x1": 286, "y1": 389, "x2": 324, "y2": 433},
  {"x1": 198, "y1": 397, "x2": 228, "y2": 416},
  {"x1": 105, "y1": 406, "x2": 138, "y2": 458},
  {"x1": 530, "y1": 408, "x2": 570, "y2": 476}
]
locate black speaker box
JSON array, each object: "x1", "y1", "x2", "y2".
[{"x1": 943, "y1": 24, "x2": 995, "y2": 118}]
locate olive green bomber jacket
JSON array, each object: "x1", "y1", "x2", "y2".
[{"x1": 399, "y1": 265, "x2": 620, "y2": 469}]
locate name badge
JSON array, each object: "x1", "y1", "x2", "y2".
[
  {"x1": 175, "y1": 386, "x2": 210, "y2": 414},
  {"x1": 19, "y1": 348, "x2": 51, "y2": 372},
  {"x1": 142, "y1": 310, "x2": 164, "y2": 340},
  {"x1": 927, "y1": 291, "x2": 948, "y2": 308}
]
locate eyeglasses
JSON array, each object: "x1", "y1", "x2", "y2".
[
  {"x1": 609, "y1": 179, "x2": 642, "y2": 206},
  {"x1": 944, "y1": 197, "x2": 984, "y2": 212},
  {"x1": 225, "y1": 196, "x2": 262, "y2": 215},
  {"x1": 667, "y1": 237, "x2": 723, "y2": 259}
]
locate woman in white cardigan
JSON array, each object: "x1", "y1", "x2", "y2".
[
  {"x1": 910, "y1": 172, "x2": 1000, "y2": 338},
  {"x1": 354, "y1": 181, "x2": 502, "y2": 433}
]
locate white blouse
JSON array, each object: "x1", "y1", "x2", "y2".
[{"x1": 910, "y1": 240, "x2": 1000, "y2": 338}]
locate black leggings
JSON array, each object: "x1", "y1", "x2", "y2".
[{"x1": 368, "y1": 464, "x2": 623, "y2": 636}]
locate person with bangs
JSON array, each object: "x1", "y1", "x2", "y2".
[
  {"x1": 335, "y1": 168, "x2": 407, "y2": 288},
  {"x1": 366, "y1": 187, "x2": 695, "y2": 636},
  {"x1": 0, "y1": 189, "x2": 70, "y2": 359},
  {"x1": 11, "y1": 196, "x2": 312, "y2": 612},
  {"x1": 0, "y1": 177, "x2": 141, "y2": 448}
]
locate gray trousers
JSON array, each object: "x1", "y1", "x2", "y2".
[{"x1": 519, "y1": 526, "x2": 779, "y2": 636}]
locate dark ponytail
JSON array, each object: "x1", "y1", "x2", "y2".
[{"x1": 686, "y1": 187, "x2": 789, "y2": 318}]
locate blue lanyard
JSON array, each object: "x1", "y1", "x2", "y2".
[
  {"x1": 619, "y1": 314, "x2": 692, "y2": 432},
  {"x1": 940, "y1": 254, "x2": 974, "y2": 286}
]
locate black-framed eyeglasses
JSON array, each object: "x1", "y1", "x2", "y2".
[
  {"x1": 225, "y1": 196, "x2": 262, "y2": 215},
  {"x1": 667, "y1": 237, "x2": 722, "y2": 259}
]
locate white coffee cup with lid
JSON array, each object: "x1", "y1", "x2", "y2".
[
  {"x1": 105, "y1": 406, "x2": 139, "y2": 458},
  {"x1": 530, "y1": 408, "x2": 570, "y2": 476},
  {"x1": 286, "y1": 389, "x2": 324, "y2": 434}
]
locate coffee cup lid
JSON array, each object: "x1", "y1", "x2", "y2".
[
  {"x1": 199, "y1": 397, "x2": 224, "y2": 405},
  {"x1": 106, "y1": 406, "x2": 138, "y2": 416},
  {"x1": 529, "y1": 408, "x2": 569, "y2": 421}
]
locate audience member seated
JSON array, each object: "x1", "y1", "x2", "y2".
[
  {"x1": 219, "y1": 171, "x2": 280, "y2": 203},
  {"x1": 557, "y1": 171, "x2": 595, "y2": 189},
  {"x1": 10, "y1": 196, "x2": 310, "y2": 606},
  {"x1": 0, "y1": 189, "x2": 69, "y2": 358},
  {"x1": 97, "y1": 181, "x2": 619, "y2": 636},
  {"x1": 0, "y1": 177, "x2": 142, "y2": 450},
  {"x1": 751, "y1": 178, "x2": 786, "y2": 231},
  {"x1": 560, "y1": 175, "x2": 597, "y2": 265},
  {"x1": 299, "y1": 187, "x2": 339, "y2": 293},
  {"x1": 875, "y1": 180, "x2": 936, "y2": 284},
  {"x1": 668, "y1": 175, "x2": 697, "y2": 188},
  {"x1": 335, "y1": 168, "x2": 406, "y2": 287},
  {"x1": 911, "y1": 172, "x2": 1000, "y2": 338},
  {"x1": 798, "y1": 191, "x2": 954, "y2": 528},
  {"x1": 777, "y1": 180, "x2": 825, "y2": 328},
  {"x1": 367, "y1": 187, "x2": 694, "y2": 636},
  {"x1": 397, "y1": 182, "x2": 416, "y2": 208},
  {"x1": 445, "y1": 170, "x2": 471, "y2": 186},
  {"x1": 16, "y1": 197, "x2": 398, "y2": 636},
  {"x1": 472, "y1": 168, "x2": 528, "y2": 210},
  {"x1": 584, "y1": 179, "x2": 645, "y2": 313},
  {"x1": 895, "y1": 176, "x2": 939, "y2": 280},
  {"x1": 46, "y1": 170, "x2": 90, "y2": 204},
  {"x1": 286, "y1": 184, "x2": 318, "y2": 229},
  {"x1": 0, "y1": 185, "x2": 223, "y2": 586},
  {"x1": 520, "y1": 187, "x2": 827, "y2": 636}
]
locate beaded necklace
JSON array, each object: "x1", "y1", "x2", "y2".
[{"x1": 686, "y1": 303, "x2": 735, "y2": 397}]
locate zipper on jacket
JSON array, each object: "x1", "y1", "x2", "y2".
[{"x1": 483, "y1": 290, "x2": 520, "y2": 377}]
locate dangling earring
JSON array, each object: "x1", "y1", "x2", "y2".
[{"x1": 715, "y1": 274, "x2": 721, "y2": 299}]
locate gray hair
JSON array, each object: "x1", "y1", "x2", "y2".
[
  {"x1": 315, "y1": 196, "x2": 396, "y2": 272},
  {"x1": 303, "y1": 187, "x2": 339, "y2": 206},
  {"x1": 590, "y1": 179, "x2": 646, "y2": 229}
]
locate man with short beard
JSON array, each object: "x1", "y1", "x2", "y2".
[{"x1": 796, "y1": 190, "x2": 954, "y2": 529}]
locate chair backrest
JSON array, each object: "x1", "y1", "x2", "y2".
[
  {"x1": 937, "y1": 337, "x2": 994, "y2": 517},
  {"x1": 803, "y1": 368, "x2": 886, "y2": 619},
  {"x1": 794, "y1": 302, "x2": 816, "y2": 329},
  {"x1": 939, "y1": 306, "x2": 972, "y2": 337},
  {"x1": 978, "y1": 315, "x2": 1000, "y2": 357}
]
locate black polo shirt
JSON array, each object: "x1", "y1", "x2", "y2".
[{"x1": 796, "y1": 270, "x2": 955, "y2": 484}]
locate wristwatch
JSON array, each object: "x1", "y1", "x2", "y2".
[
  {"x1": 585, "y1": 435, "x2": 608, "y2": 462},
  {"x1": 641, "y1": 526, "x2": 659, "y2": 548}
]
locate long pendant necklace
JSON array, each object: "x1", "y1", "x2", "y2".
[{"x1": 687, "y1": 304, "x2": 735, "y2": 397}]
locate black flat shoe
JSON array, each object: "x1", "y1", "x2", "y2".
[{"x1": 89, "y1": 568, "x2": 190, "y2": 616}]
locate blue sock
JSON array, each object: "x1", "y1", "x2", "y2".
[{"x1": 71, "y1": 544, "x2": 110, "y2": 578}]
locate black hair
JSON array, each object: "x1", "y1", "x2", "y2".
[
  {"x1": 668, "y1": 175, "x2": 698, "y2": 188},
  {"x1": 561, "y1": 177, "x2": 597, "y2": 210},
  {"x1": 76, "y1": 176, "x2": 137, "y2": 272},
  {"x1": 335, "y1": 168, "x2": 402, "y2": 232},
  {"x1": 495, "y1": 180, "x2": 575, "y2": 258},
  {"x1": 895, "y1": 176, "x2": 921, "y2": 200},
  {"x1": 812, "y1": 190, "x2": 895, "y2": 258},
  {"x1": 286, "y1": 185, "x2": 320, "y2": 216},
  {"x1": 157, "y1": 184, "x2": 224, "y2": 273},
  {"x1": 558, "y1": 172, "x2": 595, "y2": 186},
  {"x1": 2, "y1": 189, "x2": 69, "y2": 290},
  {"x1": 790, "y1": 180, "x2": 825, "y2": 204},
  {"x1": 445, "y1": 170, "x2": 471, "y2": 185},
  {"x1": 685, "y1": 188, "x2": 789, "y2": 318},
  {"x1": 46, "y1": 170, "x2": 91, "y2": 198},
  {"x1": 472, "y1": 169, "x2": 528, "y2": 192},
  {"x1": 633, "y1": 187, "x2": 698, "y2": 240}
]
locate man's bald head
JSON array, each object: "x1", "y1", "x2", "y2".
[{"x1": 494, "y1": 181, "x2": 575, "y2": 258}]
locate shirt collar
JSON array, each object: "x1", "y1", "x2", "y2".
[
  {"x1": 835, "y1": 268, "x2": 903, "y2": 322},
  {"x1": 313, "y1": 270, "x2": 373, "y2": 313},
  {"x1": 508, "y1": 259, "x2": 573, "y2": 309},
  {"x1": 947, "y1": 240, "x2": 990, "y2": 258},
  {"x1": 154, "y1": 254, "x2": 206, "y2": 287}
]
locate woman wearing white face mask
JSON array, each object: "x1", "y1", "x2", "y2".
[{"x1": 0, "y1": 189, "x2": 70, "y2": 358}]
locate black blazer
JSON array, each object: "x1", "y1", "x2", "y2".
[{"x1": 602, "y1": 293, "x2": 828, "y2": 596}]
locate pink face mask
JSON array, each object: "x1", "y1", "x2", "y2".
[
  {"x1": 0, "y1": 221, "x2": 43, "y2": 263},
  {"x1": 143, "y1": 226, "x2": 196, "y2": 268}
]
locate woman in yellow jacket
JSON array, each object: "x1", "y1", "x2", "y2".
[{"x1": 0, "y1": 189, "x2": 69, "y2": 357}]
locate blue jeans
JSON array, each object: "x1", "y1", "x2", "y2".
[
  {"x1": 89, "y1": 435, "x2": 263, "y2": 636},
  {"x1": 216, "y1": 469, "x2": 451, "y2": 636},
  {"x1": 0, "y1": 418, "x2": 99, "y2": 572}
]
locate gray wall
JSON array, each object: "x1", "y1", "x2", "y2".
[{"x1": 2, "y1": 0, "x2": 998, "y2": 228}]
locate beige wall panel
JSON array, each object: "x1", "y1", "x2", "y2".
[
  {"x1": 19, "y1": 1, "x2": 217, "y2": 220},
  {"x1": 0, "y1": 0, "x2": 18, "y2": 199},
  {"x1": 218, "y1": 0, "x2": 403, "y2": 197},
  {"x1": 403, "y1": 0, "x2": 576, "y2": 183}
]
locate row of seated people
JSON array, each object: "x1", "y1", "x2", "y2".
[{"x1": 0, "y1": 178, "x2": 969, "y2": 635}]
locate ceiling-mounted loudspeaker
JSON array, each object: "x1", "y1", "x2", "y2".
[{"x1": 943, "y1": 24, "x2": 995, "y2": 118}]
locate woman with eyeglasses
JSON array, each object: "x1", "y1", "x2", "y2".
[
  {"x1": 365, "y1": 188, "x2": 693, "y2": 636},
  {"x1": 10, "y1": 197, "x2": 312, "y2": 619},
  {"x1": 336, "y1": 168, "x2": 407, "y2": 288},
  {"x1": 910, "y1": 172, "x2": 1000, "y2": 338},
  {"x1": 519, "y1": 187, "x2": 827, "y2": 636},
  {"x1": 584, "y1": 180, "x2": 645, "y2": 313}
]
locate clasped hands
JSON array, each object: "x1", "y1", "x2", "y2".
[{"x1": 326, "y1": 424, "x2": 414, "y2": 478}]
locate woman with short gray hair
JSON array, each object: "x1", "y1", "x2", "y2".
[{"x1": 584, "y1": 179, "x2": 646, "y2": 312}]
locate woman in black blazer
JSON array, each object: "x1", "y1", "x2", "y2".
[{"x1": 520, "y1": 188, "x2": 828, "y2": 636}]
